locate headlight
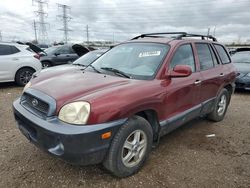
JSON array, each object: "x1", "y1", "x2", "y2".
[
  {"x1": 58, "y1": 102, "x2": 90, "y2": 125},
  {"x1": 23, "y1": 81, "x2": 31, "y2": 92}
]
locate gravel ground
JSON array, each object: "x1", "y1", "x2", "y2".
[{"x1": 0, "y1": 82, "x2": 249, "y2": 188}]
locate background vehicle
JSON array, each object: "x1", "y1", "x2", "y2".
[
  {"x1": 0, "y1": 42, "x2": 42, "y2": 86},
  {"x1": 40, "y1": 44, "x2": 90, "y2": 67},
  {"x1": 37, "y1": 44, "x2": 50, "y2": 50},
  {"x1": 13, "y1": 32, "x2": 236, "y2": 177},
  {"x1": 72, "y1": 49, "x2": 107, "y2": 67},
  {"x1": 231, "y1": 48, "x2": 250, "y2": 90}
]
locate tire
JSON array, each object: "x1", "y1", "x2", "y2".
[
  {"x1": 42, "y1": 61, "x2": 51, "y2": 68},
  {"x1": 15, "y1": 68, "x2": 35, "y2": 86},
  {"x1": 207, "y1": 88, "x2": 230, "y2": 122},
  {"x1": 103, "y1": 116, "x2": 153, "y2": 177}
]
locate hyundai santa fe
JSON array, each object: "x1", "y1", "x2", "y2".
[{"x1": 13, "y1": 32, "x2": 237, "y2": 177}]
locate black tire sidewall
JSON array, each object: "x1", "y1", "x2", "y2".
[
  {"x1": 42, "y1": 61, "x2": 51, "y2": 68},
  {"x1": 210, "y1": 89, "x2": 230, "y2": 121},
  {"x1": 105, "y1": 116, "x2": 153, "y2": 177},
  {"x1": 15, "y1": 68, "x2": 34, "y2": 86}
]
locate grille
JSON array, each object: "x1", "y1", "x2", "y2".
[{"x1": 21, "y1": 93, "x2": 49, "y2": 116}]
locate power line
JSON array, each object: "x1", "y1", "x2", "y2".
[
  {"x1": 57, "y1": 4, "x2": 72, "y2": 44},
  {"x1": 32, "y1": 0, "x2": 49, "y2": 44}
]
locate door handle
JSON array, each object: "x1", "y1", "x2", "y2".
[
  {"x1": 12, "y1": 58, "x2": 19, "y2": 60},
  {"x1": 220, "y1": 73, "x2": 224, "y2": 77},
  {"x1": 194, "y1": 80, "x2": 202, "y2": 85}
]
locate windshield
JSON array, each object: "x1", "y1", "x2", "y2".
[
  {"x1": 88, "y1": 43, "x2": 169, "y2": 80},
  {"x1": 73, "y1": 51, "x2": 104, "y2": 66},
  {"x1": 232, "y1": 51, "x2": 250, "y2": 63}
]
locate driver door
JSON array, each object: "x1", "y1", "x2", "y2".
[{"x1": 163, "y1": 43, "x2": 202, "y2": 133}]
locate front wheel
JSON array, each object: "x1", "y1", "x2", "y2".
[
  {"x1": 207, "y1": 88, "x2": 230, "y2": 122},
  {"x1": 103, "y1": 116, "x2": 153, "y2": 177},
  {"x1": 15, "y1": 68, "x2": 35, "y2": 86}
]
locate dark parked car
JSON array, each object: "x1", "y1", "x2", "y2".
[
  {"x1": 40, "y1": 44, "x2": 90, "y2": 67},
  {"x1": 72, "y1": 49, "x2": 107, "y2": 67},
  {"x1": 231, "y1": 49, "x2": 250, "y2": 90},
  {"x1": 13, "y1": 32, "x2": 236, "y2": 177}
]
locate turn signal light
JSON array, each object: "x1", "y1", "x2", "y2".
[{"x1": 101, "y1": 132, "x2": 111, "y2": 139}]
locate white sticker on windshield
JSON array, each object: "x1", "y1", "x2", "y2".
[{"x1": 139, "y1": 51, "x2": 161, "y2": 58}]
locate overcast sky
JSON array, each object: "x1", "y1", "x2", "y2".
[{"x1": 0, "y1": 0, "x2": 250, "y2": 44}]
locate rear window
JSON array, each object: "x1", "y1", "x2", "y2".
[
  {"x1": 214, "y1": 44, "x2": 231, "y2": 64},
  {"x1": 0, "y1": 44, "x2": 20, "y2": 55}
]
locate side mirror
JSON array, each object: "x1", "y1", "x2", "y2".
[
  {"x1": 169, "y1": 65, "x2": 192, "y2": 77},
  {"x1": 54, "y1": 52, "x2": 60, "y2": 56}
]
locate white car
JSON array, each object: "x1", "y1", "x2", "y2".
[{"x1": 0, "y1": 42, "x2": 42, "y2": 86}]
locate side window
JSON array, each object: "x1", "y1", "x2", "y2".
[
  {"x1": 170, "y1": 44, "x2": 195, "y2": 72},
  {"x1": 195, "y1": 43, "x2": 214, "y2": 70},
  {"x1": 57, "y1": 46, "x2": 71, "y2": 54},
  {"x1": 0, "y1": 44, "x2": 13, "y2": 55},
  {"x1": 11, "y1": 46, "x2": 20, "y2": 54},
  {"x1": 214, "y1": 44, "x2": 231, "y2": 64},
  {"x1": 209, "y1": 45, "x2": 219, "y2": 65}
]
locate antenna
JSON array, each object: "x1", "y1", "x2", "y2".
[
  {"x1": 32, "y1": 0, "x2": 49, "y2": 44},
  {"x1": 57, "y1": 4, "x2": 72, "y2": 44}
]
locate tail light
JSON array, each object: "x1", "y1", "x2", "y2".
[{"x1": 34, "y1": 54, "x2": 40, "y2": 60}]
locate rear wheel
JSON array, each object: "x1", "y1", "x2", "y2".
[
  {"x1": 103, "y1": 116, "x2": 153, "y2": 177},
  {"x1": 42, "y1": 61, "x2": 51, "y2": 68},
  {"x1": 15, "y1": 68, "x2": 35, "y2": 86},
  {"x1": 207, "y1": 88, "x2": 230, "y2": 122}
]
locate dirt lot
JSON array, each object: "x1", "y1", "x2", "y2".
[{"x1": 0, "y1": 83, "x2": 249, "y2": 188}]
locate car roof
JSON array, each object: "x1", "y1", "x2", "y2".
[
  {"x1": 125, "y1": 37, "x2": 218, "y2": 46},
  {"x1": 0, "y1": 42, "x2": 28, "y2": 48},
  {"x1": 125, "y1": 32, "x2": 219, "y2": 46}
]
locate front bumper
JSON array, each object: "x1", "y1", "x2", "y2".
[
  {"x1": 235, "y1": 77, "x2": 250, "y2": 90},
  {"x1": 13, "y1": 98, "x2": 127, "y2": 165}
]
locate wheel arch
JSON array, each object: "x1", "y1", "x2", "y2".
[{"x1": 135, "y1": 109, "x2": 160, "y2": 145}]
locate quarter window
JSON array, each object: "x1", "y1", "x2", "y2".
[
  {"x1": 214, "y1": 44, "x2": 231, "y2": 64},
  {"x1": 170, "y1": 44, "x2": 195, "y2": 72},
  {"x1": 195, "y1": 43, "x2": 214, "y2": 70}
]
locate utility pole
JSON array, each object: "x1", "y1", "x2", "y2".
[
  {"x1": 57, "y1": 4, "x2": 72, "y2": 44},
  {"x1": 213, "y1": 25, "x2": 217, "y2": 37},
  {"x1": 0, "y1": 31, "x2": 2, "y2": 41},
  {"x1": 86, "y1": 25, "x2": 89, "y2": 45},
  {"x1": 33, "y1": 20, "x2": 38, "y2": 43},
  {"x1": 32, "y1": 0, "x2": 49, "y2": 44},
  {"x1": 207, "y1": 27, "x2": 210, "y2": 36}
]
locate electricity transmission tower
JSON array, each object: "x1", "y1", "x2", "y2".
[
  {"x1": 33, "y1": 20, "x2": 38, "y2": 43},
  {"x1": 32, "y1": 0, "x2": 49, "y2": 44},
  {"x1": 57, "y1": 4, "x2": 72, "y2": 44}
]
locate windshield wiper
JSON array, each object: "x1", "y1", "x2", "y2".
[
  {"x1": 89, "y1": 64, "x2": 101, "y2": 73},
  {"x1": 101, "y1": 67, "x2": 131, "y2": 78},
  {"x1": 73, "y1": 63, "x2": 86, "y2": 67}
]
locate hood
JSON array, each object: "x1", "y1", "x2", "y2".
[
  {"x1": 72, "y1": 44, "x2": 90, "y2": 56},
  {"x1": 31, "y1": 69, "x2": 137, "y2": 107},
  {"x1": 233, "y1": 63, "x2": 250, "y2": 74}
]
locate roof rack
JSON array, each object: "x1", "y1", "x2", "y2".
[{"x1": 131, "y1": 32, "x2": 217, "y2": 42}]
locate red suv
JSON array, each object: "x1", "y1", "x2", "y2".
[{"x1": 13, "y1": 32, "x2": 236, "y2": 177}]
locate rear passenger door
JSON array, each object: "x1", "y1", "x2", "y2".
[
  {"x1": 195, "y1": 43, "x2": 225, "y2": 114},
  {"x1": 0, "y1": 44, "x2": 20, "y2": 81}
]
